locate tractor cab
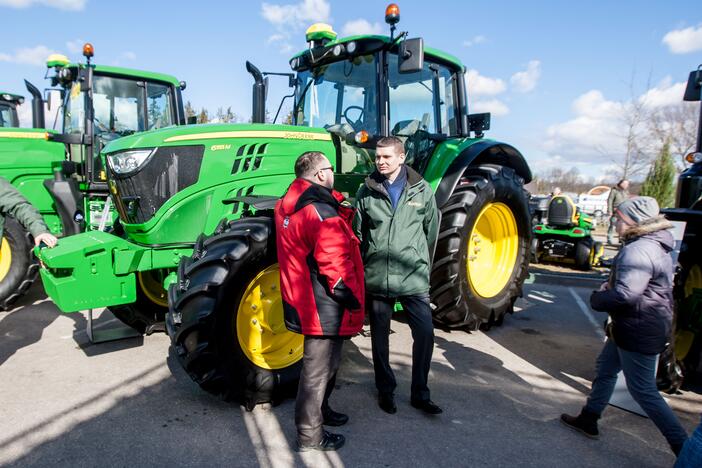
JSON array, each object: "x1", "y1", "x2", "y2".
[
  {"x1": 0, "y1": 92, "x2": 23, "y2": 127},
  {"x1": 249, "y1": 4, "x2": 487, "y2": 192},
  {"x1": 45, "y1": 44, "x2": 186, "y2": 190}
]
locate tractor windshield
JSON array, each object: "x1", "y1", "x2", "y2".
[
  {"x1": 294, "y1": 54, "x2": 379, "y2": 134},
  {"x1": 63, "y1": 74, "x2": 174, "y2": 142},
  {"x1": 0, "y1": 103, "x2": 18, "y2": 127}
]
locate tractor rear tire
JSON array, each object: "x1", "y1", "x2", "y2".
[
  {"x1": 109, "y1": 270, "x2": 169, "y2": 334},
  {"x1": 431, "y1": 164, "x2": 530, "y2": 329},
  {"x1": 574, "y1": 239, "x2": 592, "y2": 271},
  {"x1": 0, "y1": 218, "x2": 39, "y2": 310},
  {"x1": 166, "y1": 217, "x2": 303, "y2": 408}
]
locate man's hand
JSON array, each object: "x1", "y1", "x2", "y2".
[
  {"x1": 598, "y1": 281, "x2": 609, "y2": 291},
  {"x1": 34, "y1": 232, "x2": 58, "y2": 248}
]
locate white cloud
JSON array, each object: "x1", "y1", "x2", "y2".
[
  {"x1": 471, "y1": 99, "x2": 509, "y2": 117},
  {"x1": 662, "y1": 24, "x2": 702, "y2": 54},
  {"x1": 120, "y1": 51, "x2": 137, "y2": 61},
  {"x1": 0, "y1": 0, "x2": 86, "y2": 10},
  {"x1": 510, "y1": 60, "x2": 541, "y2": 93},
  {"x1": 341, "y1": 19, "x2": 383, "y2": 37},
  {"x1": 261, "y1": 0, "x2": 330, "y2": 28},
  {"x1": 462, "y1": 35, "x2": 486, "y2": 47},
  {"x1": 267, "y1": 34, "x2": 285, "y2": 44},
  {"x1": 639, "y1": 77, "x2": 686, "y2": 108},
  {"x1": 0, "y1": 45, "x2": 59, "y2": 66},
  {"x1": 466, "y1": 69, "x2": 506, "y2": 97},
  {"x1": 65, "y1": 39, "x2": 85, "y2": 54}
]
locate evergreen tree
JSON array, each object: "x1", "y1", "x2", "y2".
[
  {"x1": 197, "y1": 108, "x2": 209, "y2": 124},
  {"x1": 639, "y1": 141, "x2": 677, "y2": 208}
]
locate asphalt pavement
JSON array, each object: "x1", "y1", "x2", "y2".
[{"x1": 1, "y1": 277, "x2": 700, "y2": 467}]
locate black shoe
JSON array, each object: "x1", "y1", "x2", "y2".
[
  {"x1": 411, "y1": 399, "x2": 443, "y2": 415},
  {"x1": 322, "y1": 408, "x2": 349, "y2": 427},
  {"x1": 298, "y1": 431, "x2": 345, "y2": 452},
  {"x1": 378, "y1": 393, "x2": 397, "y2": 414},
  {"x1": 560, "y1": 411, "x2": 599, "y2": 439}
]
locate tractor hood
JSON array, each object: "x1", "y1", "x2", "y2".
[{"x1": 101, "y1": 123, "x2": 337, "y2": 246}]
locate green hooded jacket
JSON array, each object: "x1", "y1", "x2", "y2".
[
  {"x1": 353, "y1": 166, "x2": 439, "y2": 298},
  {"x1": 0, "y1": 176, "x2": 49, "y2": 240}
]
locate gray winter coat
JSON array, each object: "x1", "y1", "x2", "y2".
[{"x1": 590, "y1": 216, "x2": 674, "y2": 355}]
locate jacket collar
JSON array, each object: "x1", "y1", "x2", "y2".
[
  {"x1": 365, "y1": 165, "x2": 423, "y2": 195},
  {"x1": 279, "y1": 178, "x2": 344, "y2": 216}
]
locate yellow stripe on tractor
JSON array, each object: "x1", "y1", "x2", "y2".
[{"x1": 164, "y1": 131, "x2": 332, "y2": 143}]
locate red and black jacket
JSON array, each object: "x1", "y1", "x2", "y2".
[{"x1": 275, "y1": 178, "x2": 365, "y2": 336}]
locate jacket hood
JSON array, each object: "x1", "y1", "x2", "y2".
[
  {"x1": 279, "y1": 178, "x2": 343, "y2": 216},
  {"x1": 622, "y1": 215, "x2": 674, "y2": 251}
]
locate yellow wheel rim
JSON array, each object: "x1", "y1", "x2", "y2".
[
  {"x1": 137, "y1": 270, "x2": 168, "y2": 307},
  {"x1": 236, "y1": 264, "x2": 304, "y2": 370},
  {"x1": 467, "y1": 202, "x2": 519, "y2": 298},
  {"x1": 684, "y1": 264, "x2": 702, "y2": 299},
  {"x1": 0, "y1": 237, "x2": 11, "y2": 282}
]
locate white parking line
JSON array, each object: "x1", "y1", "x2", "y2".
[{"x1": 568, "y1": 287, "x2": 605, "y2": 340}]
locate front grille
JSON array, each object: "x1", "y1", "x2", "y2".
[{"x1": 108, "y1": 145, "x2": 205, "y2": 224}]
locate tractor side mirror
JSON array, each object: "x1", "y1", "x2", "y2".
[
  {"x1": 683, "y1": 66, "x2": 702, "y2": 102},
  {"x1": 468, "y1": 113, "x2": 491, "y2": 137},
  {"x1": 398, "y1": 37, "x2": 424, "y2": 74}
]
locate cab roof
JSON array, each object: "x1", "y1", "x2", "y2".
[
  {"x1": 0, "y1": 92, "x2": 24, "y2": 103},
  {"x1": 63, "y1": 64, "x2": 181, "y2": 87}
]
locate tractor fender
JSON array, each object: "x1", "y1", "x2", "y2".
[{"x1": 434, "y1": 140, "x2": 532, "y2": 208}]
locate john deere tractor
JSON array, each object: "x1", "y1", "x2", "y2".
[
  {"x1": 660, "y1": 65, "x2": 702, "y2": 389},
  {"x1": 38, "y1": 5, "x2": 532, "y2": 407},
  {"x1": 0, "y1": 44, "x2": 188, "y2": 312},
  {"x1": 0, "y1": 92, "x2": 23, "y2": 128}
]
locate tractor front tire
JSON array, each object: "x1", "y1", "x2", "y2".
[
  {"x1": 167, "y1": 217, "x2": 303, "y2": 408},
  {"x1": 109, "y1": 270, "x2": 169, "y2": 334},
  {"x1": 574, "y1": 239, "x2": 592, "y2": 271},
  {"x1": 0, "y1": 218, "x2": 39, "y2": 310},
  {"x1": 431, "y1": 164, "x2": 530, "y2": 329}
]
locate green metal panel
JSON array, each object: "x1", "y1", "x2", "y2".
[
  {"x1": 0, "y1": 129, "x2": 66, "y2": 234},
  {"x1": 421, "y1": 137, "x2": 485, "y2": 190}
]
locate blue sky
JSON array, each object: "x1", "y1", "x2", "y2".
[{"x1": 1, "y1": 0, "x2": 701, "y2": 181}]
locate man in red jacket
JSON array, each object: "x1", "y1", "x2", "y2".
[{"x1": 275, "y1": 151, "x2": 365, "y2": 452}]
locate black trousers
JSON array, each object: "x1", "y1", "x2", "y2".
[
  {"x1": 295, "y1": 335, "x2": 344, "y2": 445},
  {"x1": 369, "y1": 294, "x2": 434, "y2": 402}
]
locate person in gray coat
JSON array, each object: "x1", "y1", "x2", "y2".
[
  {"x1": 606, "y1": 179, "x2": 629, "y2": 245},
  {"x1": 561, "y1": 196, "x2": 688, "y2": 456}
]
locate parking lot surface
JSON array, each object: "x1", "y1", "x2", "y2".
[{"x1": 1, "y1": 278, "x2": 700, "y2": 467}]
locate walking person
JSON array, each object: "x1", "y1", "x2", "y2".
[
  {"x1": 353, "y1": 136, "x2": 441, "y2": 415},
  {"x1": 275, "y1": 151, "x2": 365, "y2": 452},
  {"x1": 606, "y1": 179, "x2": 629, "y2": 245},
  {"x1": 561, "y1": 196, "x2": 688, "y2": 456}
]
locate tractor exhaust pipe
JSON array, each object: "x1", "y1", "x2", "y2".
[
  {"x1": 246, "y1": 61, "x2": 266, "y2": 124},
  {"x1": 24, "y1": 80, "x2": 45, "y2": 129}
]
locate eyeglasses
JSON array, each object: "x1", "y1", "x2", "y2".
[{"x1": 316, "y1": 166, "x2": 333, "y2": 176}]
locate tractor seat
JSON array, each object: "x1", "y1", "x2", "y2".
[{"x1": 547, "y1": 195, "x2": 579, "y2": 228}]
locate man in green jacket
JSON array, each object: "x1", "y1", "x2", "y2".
[
  {"x1": 1, "y1": 176, "x2": 57, "y2": 248},
  {"x1": 353, "y1": 136, "x2": 441, "y2": 416},
  {"x1": 607, "y1": 179, "x2": 629, "y2": 245}
]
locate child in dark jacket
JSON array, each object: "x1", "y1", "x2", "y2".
[{"x1": 561, "y1": 196, "x2": 688, "y2": 457}]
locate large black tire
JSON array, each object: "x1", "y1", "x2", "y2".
[
  {"x1": 574, "y1": 238, "x2": 593, "y2": 271},
  {"x1": 0, "y1": 218, "x2": 39, "y2": 310},
  {"x1": 431, "y1": 164, "x2": 530, "y2": 329},
  {"x1": 166, "y1": 217, "x2": 302, "y2": 408},
  {"x1": 109, "y1": 270, "x2": 169, "y2": 334}
]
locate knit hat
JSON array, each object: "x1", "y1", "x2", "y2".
[{"x1": 616, "y1": 196, "x2": 660, "y2": 225}]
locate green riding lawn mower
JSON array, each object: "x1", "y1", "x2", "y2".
[
  {"x1": 657, "y1": 65, "x2": 702, "y2": 392},
  {"x1": 37, "y1": 5, "x2": 534, "y2": 408},
  {"x1": 531, "y1": 195, "x2": 603, "y2": 270},
  {"x1": 0, "y1": 44, "x2": 188, "y2": 311},
  {"x1": 0, "y1": 91, "x2": 23, "y2": 128}
]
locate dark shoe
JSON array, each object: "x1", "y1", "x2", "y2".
[
  {"x1": 322, "y1": 408, "x2": 349, "y2": 427},
  {"x1": 298, "y1": 431, "x2": 345, "y2": 452},
  {"x1": 560, "y1": 410, "x2": 599, "y2": 439},
  {"x1": 411, "y1": 399, "x2": 443, "y2": 415},
  {"x1": 378, "y1": 393, "x2": 397, "y2": 414}
]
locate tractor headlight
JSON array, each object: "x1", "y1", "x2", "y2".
[{"x1": 107, "y1": 149, "x2": 155, "y2": 175}]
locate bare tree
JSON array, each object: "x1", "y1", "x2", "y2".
[{"x1": 647, "y1": 101, "x2": 697, "y2": 167}]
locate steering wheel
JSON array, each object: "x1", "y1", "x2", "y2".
[{"x1": 343, "y1": 106, "x2": 365, "y2": 130}]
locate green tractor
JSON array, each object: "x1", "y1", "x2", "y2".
[
  {"x1": 0, "y1": 44, "x2": 188, "y2": 311},
  {"x1": 38, "y1": 6, "x2": 532, "y2": 407},
  {"x1": 0, "y1": 91, "x2": 23, "y2": 128},
  {"x1": 531, "y1": 195, "x2": 603, "y2": 270}
]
